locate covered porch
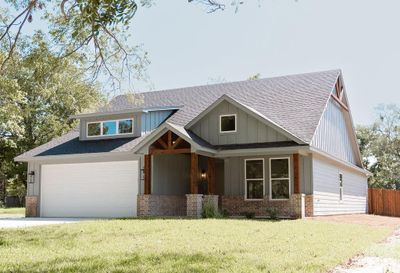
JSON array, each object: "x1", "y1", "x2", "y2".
[{"x1": 138, "y1": 130, "x2": 223, "y2": 217}]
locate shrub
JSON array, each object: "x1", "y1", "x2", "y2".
[
  {"x1": 241, "y1": 211, "x2": 255, "y2": 219},
  {"x1": 221, "y1": 209, "x2": 229, "y2": 218},
  {"x1": 266, "y1": 207, "x2": 279, "y2": 220},
  {"x1": 201, "y1": 202, "x2": 222, "y2": 218}
]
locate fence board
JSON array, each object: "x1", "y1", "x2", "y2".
[{"x1": 369, "y1": 188, "x2": 400, "y2": 217}]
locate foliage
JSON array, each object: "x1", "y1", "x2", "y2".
[
  {"x1": 201, "y1": 201, "x2": 222, "y2": 218},
  {"x1": 356, "y1": 105, "x2": 400, "y2": 189},
  {"x1": 0, "y1": 219, "x2": 390, "y2": 272},
  {"x1": 0, "y1": 34, "x2": 102, "y2": 199},
  {"x1": 5, "y1": 178, "x2": 26, "y2": 204},
  {"x1": 240, "y1": 211, "x2": 255, "y2": 219},
  {"x1": 266, "y1": 207, "x2": 279, "y2": 220}
]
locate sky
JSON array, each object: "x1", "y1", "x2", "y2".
[
  {"x1": 7, "y1": 0, "x2": 400, "y2": 125},
  {"x1": 128, "y1": 0, "x2": 400, "y2": 125}
]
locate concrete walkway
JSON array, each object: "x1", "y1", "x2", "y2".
[{"x1": 0, "y1": 217, "x2": 86, "y2": 229}]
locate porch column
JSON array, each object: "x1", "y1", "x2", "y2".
[
  {"x1": 207, "y1": 157, "x2": 215, "y2": 194},
  {"x1": 190, "y1": 153, "x2": 198, "y2": 194},
  {"x1": 293, "y1": 153, "x2": 300, "y2": 194},
  {"x1": 144, "y1": 154, "x2": 151, "y2": 194}
]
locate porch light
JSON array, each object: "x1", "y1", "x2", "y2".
[
  {"x1": 28, "y1": 171, "x2": 35, "y2": 184},
  {"x1": 200, "y1": 169, "x2": 207, "y2": 180}
]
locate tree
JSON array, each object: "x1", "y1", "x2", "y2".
[
  {"x1": 0, "y1": 33, "x2": 102, "y2": 201},
  {"x1": 356, "y1": 104, "x2": 400, "y2": 189},
  {"x1": 0, "y1": 0, "x2": 240, "y2": 91}
]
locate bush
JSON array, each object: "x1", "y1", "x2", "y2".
[
  {"x1": 221, "y1": 209, "x2": 229, "y2": 218},
  {"x1": 201, "y1": 202, "x2": 222, "y2": 218},
  {"x1": 241, "y1": 211, "x2": 255, "y2": 219},
  {"x1": 266, "y1": 207, "x2": 279, "y2": 220}
]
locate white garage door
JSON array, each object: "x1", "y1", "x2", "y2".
[{"x1": 40, "y1": 160, "x2": 139, "y2": 218}]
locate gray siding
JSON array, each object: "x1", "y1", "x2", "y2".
[
  {"x1": 151, "y1": 154, "x2": 190, "y2": 195},
  {"x1": 311, "y1": 98, "x2": 358, "y2": 165},
  {"x1": 224, "y1": 155, "x2": 297, "y2": 197},
  {"x1": 79, "y1": 113, "x2": 141, "y2": 140},
  {"x1": 312, "y1": 155, "x2": 367, "y2": 215},
  {"x1": 141, "y1": 110, "x2": 173, "y2": 134},
  {"x1": 190, "y1": 100, "x2": 290, "y2": 145}
]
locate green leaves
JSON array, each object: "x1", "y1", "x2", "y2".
[
  {"x1": 357, "y1": 104, "x2": 400, "y2": 189},
  {"x1": 0, "y1": 35, "x2": 102, "y2": 196}
]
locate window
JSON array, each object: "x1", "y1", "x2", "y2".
[
  {"x1": 103, "y1": 121, "x2": 117, "y2": 135},
  {"x1": 220, "y1": 114, "x2": 236, "y2": 133},
  {"x1": 87, "y1": 118, "x2": 134, "y2": 137},
  {"x1": 269, "y1": 158, "x2": 290, "y2": 200},
  {"x1": 87, "y1": 122, "x2": 101, "y2": 136},
  {"x1": 118, "y1": 119, "x2": 133, "y2": 134},
  {"x1": 245, "y1": 159, "x2": 264, "y2": 200},
  {"x1": 339, "y1": 173, "x2": 343, "y2": 201}
]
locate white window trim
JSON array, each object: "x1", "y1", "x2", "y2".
[
  {"x1": 244, "y1": 158, "x2": 265, "y2": 201},
  {"x1": 86, "y1": 118, "x2": 134, "y2": 138},
  {"x1": 269, "y1": 157, "x2": 291, "y2": 201},
  {"x1": 219, "y1": 114, "x2": 237, "y2": 133},
  {"x1": 339, "y1": 172, "x2": 344, "y2": 202}
]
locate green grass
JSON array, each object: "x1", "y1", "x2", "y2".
[
  {"x1": 0, "y1": 207, "x2": 24, "y2": 215},
  {"x1": 0, "y1": 219, "x2": 390, "y2": 273},
  {"x1": 366, "y1": 239, "x2": 400, "y2": 259}
]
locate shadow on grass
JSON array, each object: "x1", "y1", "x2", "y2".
[{"x1": 6, "y1": 252, "x2": 234, "y2": 273}]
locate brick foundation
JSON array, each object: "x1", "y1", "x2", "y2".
[
  {"x1": 186, "y1": 194, "x2": 203, "y2": 218},
  {"x1": 25, "y1": 196, "x2": 38, "y2": 217},
  {"x1": 137, "y1": 195, "x2": 186, "y2": 217},
  {"x1": 305, "y1": 195, "x2": 314, "y2": 217},
  {"x1": 221, "y1": 194, "x2": 305, "y2": 219}
]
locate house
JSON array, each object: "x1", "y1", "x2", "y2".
[{"x1": 15, "y1": 69, "x2": 369, "y2": 218}]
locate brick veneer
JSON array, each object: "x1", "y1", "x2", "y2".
[
  {"x1": 137, "y1": 195, "x2": 186, "y2": 216},
  {"x1": 25, "y1": 196, "x2": 38, "y2": 217},
  {"x1": 221, "y1": 194, "x2": 305, "y2": 219},
  {"x1": 305, "y1": 195, "x2": 314, "y2": 217}
]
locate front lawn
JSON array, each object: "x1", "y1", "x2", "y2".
[
  {"x1": 0, "y1": 219, "x2": 390, "y2": 273},
  {"x1": 0, "y1": 207, "x2": 25, "y2": 216}
]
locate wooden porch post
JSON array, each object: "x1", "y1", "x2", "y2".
[
  {"x1": 293, "y1": 153, "x2": 300, "y2": 194},
  {"x1": 190, "y1": 153, "x2": 198, "y2": 194},
  {"x1": 144, "y1": 154, "x2": 151, "y2": 194},
  {"x1": 207, "y1": 157, "x2": 215, "y2": 195}
]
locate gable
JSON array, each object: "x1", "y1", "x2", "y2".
[
  {"x1": 311, "y1": 95, "x2": 361, "y2": 166},
  {"x1": 189, "y1": 99, "x2": 291, "y2": 146}
]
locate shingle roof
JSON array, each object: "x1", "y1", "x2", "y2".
[{"x1": 16, "y1": 69, "x2": 340, "y2": 159}]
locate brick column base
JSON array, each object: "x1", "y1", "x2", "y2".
[
  {"x1": 290, "y1": 193, "x2": 305, "y2": 219},
  {"x1": 25, "y1": 196, "x2": 38, "y2": 217},
  {"x1": 186, "y1": 194, "x2": 203, "y2": 218},
  {"x1": 203, "y1": 195, "x2": 219, "y2": 212},
  {"x1": 305, "y1": 195, "x2": 314, "y2": 217}
]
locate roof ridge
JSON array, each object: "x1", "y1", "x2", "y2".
[{"x1": 125, "y1": 69, "x2": 342, "y2": 97}]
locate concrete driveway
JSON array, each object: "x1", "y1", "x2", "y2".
[{"x1": 0, "y1": 217, "x2": 86, "y2": 229}]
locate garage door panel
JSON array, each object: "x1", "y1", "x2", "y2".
[{"x1": 41, "y1": 160, "x2": 138, "y2": 218}]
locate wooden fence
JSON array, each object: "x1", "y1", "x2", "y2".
[{"x1": 368, "y1": 188, "x2": 400, "y2": 217}]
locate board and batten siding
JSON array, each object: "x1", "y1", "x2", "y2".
[
  {"x1": 141, "y1": 110, "x2": 174, "y2": 135},
  {"x1": 313, "y1": 155, "x2": 367, "y2": 215},
  {"x1": 311, "y1": 98, "x2": 358, "y2": 165},
  {"x1": 151, "y1": 154, "x2": 190, "y2": 195},
  {"x1": 190, "y1": 100, "x2": 290, "y2": 145}
]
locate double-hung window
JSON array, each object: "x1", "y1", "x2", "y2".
[
  {"x1": 245, "y1": 159, "x2": 264, "y2": 200},
  {"x1": 269, "y1": 158, "x2": 290, "y2": 200}
]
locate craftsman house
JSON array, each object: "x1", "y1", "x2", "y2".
[{"x1": 16, "y1": 70, "x2": 369, "y2": 218}]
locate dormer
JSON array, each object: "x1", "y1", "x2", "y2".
[{"x1": 73, "y1": 107, "x2": 178, "y2": 141}]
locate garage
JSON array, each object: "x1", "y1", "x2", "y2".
[{"x1": 40, "y1": 160, "x2": 139, "y2": 218}]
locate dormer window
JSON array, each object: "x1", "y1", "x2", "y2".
[
  {"x1": 220, "y1": 114, "x2": 236, "y2": 133},
  {"x1": 87, "y1": 118, "x2": 133, "y2": 137}
]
